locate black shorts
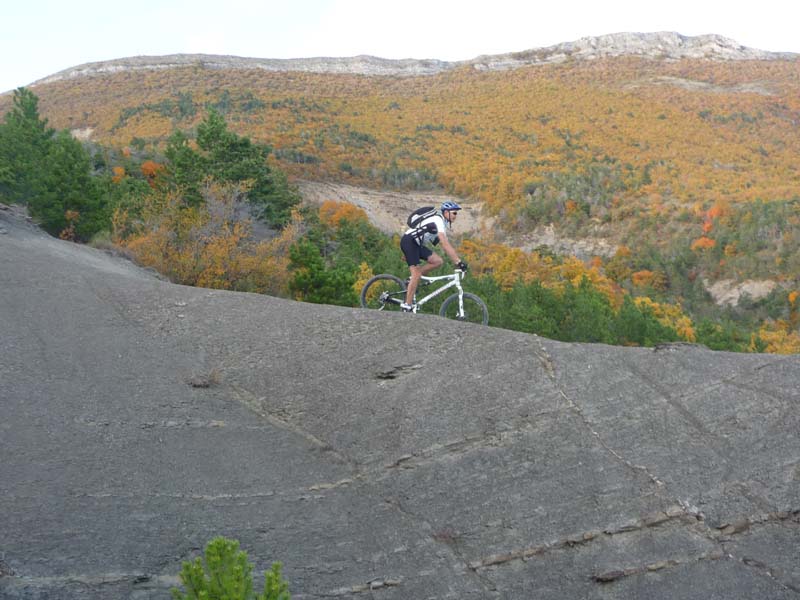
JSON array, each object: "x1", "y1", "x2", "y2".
[{"x1": 400, "y1": 234, "x2": 433, "y2": 266}]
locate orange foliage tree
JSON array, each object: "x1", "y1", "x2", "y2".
[
  {"x1": 690, "y1": 236, "x2": 716, "y2": 251},
  {"x1": 113, "y1": 180, "x2": 296, "y2": 296},
  {"x1": 140, "y1": 160, "x2": 165, "y2": 188},
  {"x1": 318, "y1": 199, "x2": 369, "y2": 229}
]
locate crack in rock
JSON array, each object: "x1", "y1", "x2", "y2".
[
  {"x1": 375, "y1": 363, "x2": 423, "y2": 380},
  {"x1": 378, "y1": 413, "x2": 561, "y2": 474},
  {"x1": 468, "y1": 506, "x2": 697, "y2": 570},
  {"x1": 533, "y1": 342, "x2": 667, "y2": 489},
  {"x1": 707, "y1": 506, "x2": 798, "y2": 542},
  {"x1": 308, "y1": 478, "x2": 358, "y2": 491},
  {"x1": 592, "y1": 549, "x2": 725, "y2": 583},
  {"x1": 717, "y1": 510, "x2": 800, "y2": 594},
  {"x1": 383, "y1": 431, "x2": 503, "y2": 471},
  {"x1": 322, "y1": 577, "x2": 403, "y2": 596},
  {"x1": 230, "y1": 383, "x2": 355, "y2": 469},
  {"x1": 0, "y1": 573, "x2": 180, "y2": 588},
  {"x1": 727, "y1": 552, "x2": 800, "y2": 595}
]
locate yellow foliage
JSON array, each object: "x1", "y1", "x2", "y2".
[
  {"x1": 615, "y1": 246, "x2": 632, "y2": 258},
  {"x1": 557, "y1": 256, "x2": 623, "y2": 308},
  {"x1": 461, "y1": 238, "x2": 622, "y2": 307},
  {"x1": 459, "y1": 239, "x2": 552, "y2": 290},
  {"x1": 753, "y1": 320, "x2": 800, "y2": 354},
  {"x1": 353, "y1": 262, "x2": 374, "y2": 296},
  {"x1": 631, "y1": 270, "x2": 655, "y2": 288},
  {"x1": 635, "y1": 297, "x2": 696, "y2": 342},
  {"x1": 113, "y1": 181, "x2": 292, "y2": 295}
]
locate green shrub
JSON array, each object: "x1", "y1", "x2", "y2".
[{"x1": 171, "y1": 536, "x2": 290, "y2": 600}]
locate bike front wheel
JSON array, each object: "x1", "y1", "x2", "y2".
[
  {"x1": 439, "y1": 292, "x2": 489, "y2": 325},
  {"x1": 360, "y1": 274, "x2": 407, "y2": 311}
]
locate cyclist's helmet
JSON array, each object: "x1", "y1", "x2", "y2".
[{"x1": 441, "y1": 201, "x2": 461, "y2": 212}]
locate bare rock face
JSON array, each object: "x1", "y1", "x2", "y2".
[
  {"x1": 2, "y1": 197, "x2": 799, "y2": 599},
  {"x1": 471, "y1": 32, "x2": 791, "y2": 70},
  {"x1": 31, "y1": 32, "x2": 797, "y2": 86},
  {"x1": 704, "y1": 278, "x2": 779, "y2": 307},
  {"x1": 552, "y1": 31, "x2": 779, "y2": 61}
]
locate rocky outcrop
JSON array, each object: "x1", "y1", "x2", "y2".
[
  {"x1": 1, "y1": 196, "x2": 798, "y2": 599},
  {"x1": 31, "y1": 32, "x2": 798, "y2": 86},
  {"x1": 472, "y1": 32, "x2": 792, "y2": 71},
  {"x1": 32, "y1": 54, "x2": 456, "y2": 85},
  {"x1": 704, "y1": 278, "x2": 779, "y2": 307}
]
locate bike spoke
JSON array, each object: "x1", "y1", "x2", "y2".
[
  {"x1": 439, "y1": 292, "x2": 489, "y2": 325},
  {"x1": 360, "y1": 274, "x2": 406, "y2": 311}
]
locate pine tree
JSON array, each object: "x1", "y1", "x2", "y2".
[
  {"x1": 0, "y1": 87, "x2": 55, "y2": 204},
  {"x1": 28, "y1": 130, "x2": 107, "y2": 240},
  {"x1": 165, "y1": 109, "x2": 299, "y2": 227}
]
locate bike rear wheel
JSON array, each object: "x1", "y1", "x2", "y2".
[
  {"x1": 439, "y1": 292, "x2": 489, "y2": 325},
  {"x1": 360, "y1": 274, "x2": 407, "y2": 311}
]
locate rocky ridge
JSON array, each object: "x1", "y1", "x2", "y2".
[
  {"x1": 31, "y1": 32, "x2": 797, "y2": 86},
  {"x1": 1, "y1": 192, "x2": 799, "y2": 600}
]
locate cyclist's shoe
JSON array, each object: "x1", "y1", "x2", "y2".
[{"x1": 400, "y1": 303, "x2": 413, "y2": 313}]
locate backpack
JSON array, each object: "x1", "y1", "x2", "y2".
[{"x1": 407, "y1": 206, "x2": 438, "y2": 228}]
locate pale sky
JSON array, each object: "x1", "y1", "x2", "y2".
[{"x1": 1, "y1": 0, "x2": 799, "y2": 93}]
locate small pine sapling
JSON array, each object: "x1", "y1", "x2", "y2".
[{"x1": 171, "y1": 536, "x2": 290, "y2": 600}]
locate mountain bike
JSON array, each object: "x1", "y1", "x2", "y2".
[{"x1": 360, "y1": 269, "x2": 489, "y2": 325}]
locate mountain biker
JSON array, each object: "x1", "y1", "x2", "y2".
[{"x1": 400, "y1": 201, "x2": 468, "y2": 312}]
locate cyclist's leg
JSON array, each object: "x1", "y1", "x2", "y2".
[
  {"x1": 401, "y1": 235, "x2": 425, "y2": 306},
  {"x1": 405, "y1": 265, "x2": 423, "y2": 307},
  {"x1": 421, "y1": 250, "x2": 442, "y2": 274},
  {"x1": 407, "y1": 248, "x2": 440, "y2": 305}
]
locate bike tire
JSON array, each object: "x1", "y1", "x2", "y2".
[
  {"x1": 360, "y1": 274, "x2": 407, "y2": 310},
  {"x1": 439, "y1": 292, "x2": 489, "y2": 325}
]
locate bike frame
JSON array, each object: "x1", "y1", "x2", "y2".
[{"x1": 410, "y1": 270, "x2": 464, "y2": 314}]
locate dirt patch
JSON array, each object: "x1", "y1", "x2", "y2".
[
  {"x1": 296, "y1": 180, "x2": 495, "y2": 237},
  {"x1": 622, "y1": 76, "x2": 776, "y2": 96},
  {"x1": 71, "y1": 127, "x2": 95, "y2": 141},
  {"x1": 704, "y1": 278, "x2": 778, "y2": 307},
  {"x1": 295, "y1": 181, "x2": 621, "y2": 259}
]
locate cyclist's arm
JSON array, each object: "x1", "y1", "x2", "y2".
[{"x1": 437, "y1": 232, "x2": 461, "y2": 265}]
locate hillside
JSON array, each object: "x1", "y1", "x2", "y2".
[
  {"x1": 2, "y1": 188, "x2": 799, "y2": 599},
  {"x1": 2, "y1": 32, "x2": 800, "y2": 332}
]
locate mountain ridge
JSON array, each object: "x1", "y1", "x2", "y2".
[{"x1": 30, "y1": 31, "x2": 798, "y2": 86}]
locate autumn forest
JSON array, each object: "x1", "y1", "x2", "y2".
[{"x1": 2, "y1": 53, "x2": 799, "y2": 351}]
